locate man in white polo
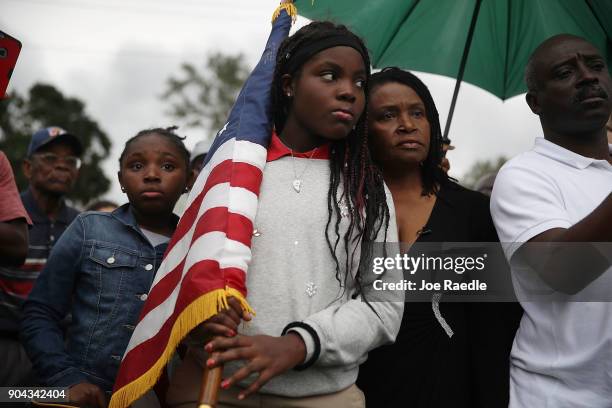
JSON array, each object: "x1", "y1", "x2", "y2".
[{"x1": 491, "y1": 34, "x2": 612, "y2": 407}]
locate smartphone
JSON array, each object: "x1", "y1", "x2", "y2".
[{"x1": 0, "y1": 30, "x2": 22, "y2": 99}]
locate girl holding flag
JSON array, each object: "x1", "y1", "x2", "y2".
[
  {"x1": 166, "y1": 12, "x2": 404, "y2": 408},
  {"x1": 109, "y1": 4, "x2": 402, "y2": 408}
]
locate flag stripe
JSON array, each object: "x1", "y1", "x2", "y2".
[
  {"x1": 143, "y1": 183, "x2": 258, "y2": 305},
  {"x1": 138, "y1": 209, "x2": 254, "y2": 318},
  {"x1": 151, "y1": 173, "x2": 261, "y2": 290},
  {"x1": 185, "y1": 139, "x2": 267, "y2": 210},
  {"x1": 116, "y1": 262, "x2": 246, "y2": 384},
  {"x1": 167, "y1": 141, "x2": 265, "y2": 256},
  {"x1": 124, "y1": 230, "x2": 251, "y2": 355}
]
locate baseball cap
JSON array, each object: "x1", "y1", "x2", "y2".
[
  {"x1": 27, "y1": 127, "x2": 83, "y2": 157},
  {"x1": 191, "y1": 139, "x2": 213, "y2": 164}
]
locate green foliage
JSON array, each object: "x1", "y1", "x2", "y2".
[
  {"x1": 162, "y1": 52, "x2": 250, "y2": 136},
  {"x1": 462, "y1": 156, "x2": 507, "y2": 188},
  {"x1": 0, "y1": 83, "x2": 112, "y2": 206}
]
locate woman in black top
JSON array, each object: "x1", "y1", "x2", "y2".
[{"x1": 357, "y1": 67, "x2": 522, "y2": 408}]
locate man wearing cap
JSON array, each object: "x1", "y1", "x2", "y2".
[{"x1": 0, "y1": 126, "x2": 82, "y2": 386}]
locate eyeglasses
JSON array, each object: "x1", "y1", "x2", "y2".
[{"x1": 33, "y1": 152, "x2": 82, "y2": 169}]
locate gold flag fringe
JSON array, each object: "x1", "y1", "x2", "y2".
[
  {"x1": 108, "y1": 287, "x2": 254, "y2": 408},
  {"x1": 272, "y1": 1, "x2": 297, "y2": 24}
]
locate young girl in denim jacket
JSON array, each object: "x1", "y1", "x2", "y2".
[{"x1": 21, "y1": 127, "x2": 192, "y2": 407}]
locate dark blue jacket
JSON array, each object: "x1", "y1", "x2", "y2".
[{"x1": 21, "y1": 204, "x2": 175, "y2": 393}]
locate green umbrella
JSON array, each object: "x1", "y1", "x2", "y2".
[{"x1": 295, "y1": 0, "x2": 612, "y2": 139}]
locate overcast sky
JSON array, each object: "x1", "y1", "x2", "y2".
[{"x1": 2, "y1": 0, "x2": 543, "y2": 205}]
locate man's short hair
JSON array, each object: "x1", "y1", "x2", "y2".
[{"x1": 524, "y1": 34, "x2": 591, "y2": 93}]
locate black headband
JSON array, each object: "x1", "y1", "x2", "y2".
[{"x1": 283, "y1": 34, "x2": 368, "y2": 74}]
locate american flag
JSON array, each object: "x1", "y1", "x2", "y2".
[{"x1": 109, "y1": 8, "x2": 293, "y2": 407}]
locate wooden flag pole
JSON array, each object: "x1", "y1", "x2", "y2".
[{"x1": 197, "y1": 351, "x2": 222, "y2": 408}]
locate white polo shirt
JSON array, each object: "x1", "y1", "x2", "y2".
[{"x1": 491, "y1": 137, "x2": 612, "y2": 408}]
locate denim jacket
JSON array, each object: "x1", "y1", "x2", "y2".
[{"x1": 21, "y1": 204, "x2": 176, "y2": 393}]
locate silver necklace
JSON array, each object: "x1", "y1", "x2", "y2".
[{"x1": 290, "y1": 148, "x2": 318, "y2": 193}]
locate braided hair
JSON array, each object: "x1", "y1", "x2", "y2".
[
  {"x1": 119, "y1": 126, "x2": 190, "y2": 168},
  {"x1": 369, "y1": 67, "x2": 450, "y2": 196},
  {"x1": 271, "y1": 21, "x2": 390, "y2": 292}
]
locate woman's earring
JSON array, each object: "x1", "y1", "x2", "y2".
[
  {"x1": 184, "y1": 187, "x2": 190, "y2": 193},
  {"x1": 286, "y1": 91, "x2": 292, "y2": 97},
  {"x1": 121, "y1": 186, "x2": 126, "y2": 192}
]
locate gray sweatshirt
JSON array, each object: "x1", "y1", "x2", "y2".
[{"x1": 192, "y1": 156, "x2": 403, "y2": 397}]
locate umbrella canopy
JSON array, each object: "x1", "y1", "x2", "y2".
[{"x1": 296, "y1": 0, "x2": 611, "y2": 100}]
